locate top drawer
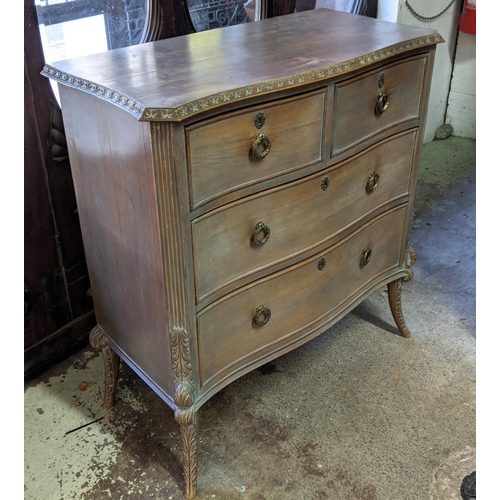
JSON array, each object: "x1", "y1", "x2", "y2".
[
  {"x1": 186, "y1": 90, "x2": 325, "y2": 209},
  {"x1": 332, "y1": 55, "x2": 427, "y2": 155}
]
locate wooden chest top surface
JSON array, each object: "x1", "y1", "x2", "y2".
[{"x1": 42, "y1": 9, "x2": 442, "y2": 121}]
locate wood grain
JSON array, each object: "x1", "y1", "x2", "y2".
[{"x1": 58, "y1": 85, "x2": 174, "y2": 398}]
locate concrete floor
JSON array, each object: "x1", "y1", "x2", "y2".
[{"x1": 24, "y1": 136, "x2": 476, "y2": 500}]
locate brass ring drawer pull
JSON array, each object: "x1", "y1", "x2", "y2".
[
  {"x1": 366, "y1": 172, "x2": 380, "y2": 192},
  {"x1": 251, "y1": 132, "x2": 272, "y2": 159},
  {"x1": 252, "y1": 221, "x2": 271, "y2": 246},
  {"x1": 361, "y1": 248, "x2": 372, "y2": 267},
  {"x1": 254, "y1": 305, "x2": 271, "y2": 326},
  {"x1": 375, "y1": 92, "x2": 390, "y2": 115}
]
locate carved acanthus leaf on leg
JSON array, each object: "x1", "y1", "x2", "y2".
[
  {"x1": 170, "y1": 326, "x2": 198, "y2": 499},
  {"x1": 171, "y1": 327, "x2": 194, "y2": 384},
  {"x1": 174, "y1": 384, "x2": 198, "y2": 500}
]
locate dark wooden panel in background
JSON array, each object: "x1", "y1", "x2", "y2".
[{"x1": 24, "y1": 0, "x2": 94, "y2": 379}]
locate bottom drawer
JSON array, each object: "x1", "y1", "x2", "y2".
[{"x1": 197, "y1": 205, "x2": 407, "y2": 387}]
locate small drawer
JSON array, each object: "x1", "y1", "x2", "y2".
[
  {"x1": 197, "y1": 205, "x2": 407, "y2": 387},
  {"x1": 332, "y1": 55, "x2": 427, "y2": 155},
  {"x1": 186, "y1": 90, "x2": 325, "y2": 209},
  {"x1": 192, "y1": 130, "x2": 416, "y2": 303}
]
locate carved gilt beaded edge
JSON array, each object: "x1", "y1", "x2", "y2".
[
  {"x1": 42, "y1": 33, "x2": 443, "y2": 122},
  {"x1": 41, "y1": 66, "x2": 146, "y2": 117}
]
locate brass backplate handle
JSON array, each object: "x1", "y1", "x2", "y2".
[
  {"x1": 375, "y1": 92, "x2": 390, "y2": 115},
  {"x1": 251, "y1": 132, "x2": 272, "y2": 159},
  {"x1": 254, "y1": 305, "x2": 271, "y2": 326},
  {"x1": 321, "y1": 176, "x2": 329, "y2": 191},
  {"x1": 252, "y1": 221, "x2": 271, "y2": 246},
  {"x1": 361, "y1": 248, "x2": 372, "y2": 267},
  {"x1": 366, "y1": 172, "x2": 380, "y2": 192}
]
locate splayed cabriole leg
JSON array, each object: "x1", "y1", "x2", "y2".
[
  {"x1": 388, "y1": 247, "x2": 417, "y2": 339},
  {"x1": 388, "y1": 279, "x2": 412, "y2": 338},
  {"x1": 174, "y1": 384, "x2": 198, "y2": 500},
  {"x1": 89, "y1": 325, "x2": 120, "y2": 410}
]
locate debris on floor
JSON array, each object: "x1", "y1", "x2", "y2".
[{"x1": 434, "y1": 123, "x2": 453, "y2": 140}]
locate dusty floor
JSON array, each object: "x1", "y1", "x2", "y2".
[{"x1": 24, "y1": 136, "x2": 476, "y2": 500}]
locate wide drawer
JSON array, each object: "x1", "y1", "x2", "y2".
[
  {"x1": 332, "y1": 55, "x2": 426, "y2": 155},
  {"x1": 186, "y1": 90, "x2": 325, "y2": 209},
  {"x1": 192, "y1": 130, "x2": 416, "y2": 303},
  {"x1": 197, "y1": 205, "x2": 407, "y2": 387}
]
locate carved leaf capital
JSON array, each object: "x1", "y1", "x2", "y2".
[
  {"x1": 402, "y1": 246, "x2": 417, "y2": 282},
  {"x1": 171, "y1": 326, "x2": 194, "y2": 387},
  {"x1": 89, "y1": 325, "x2": 107, "y2": 349}
]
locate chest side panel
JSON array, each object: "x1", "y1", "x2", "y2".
[{"x1": 59, "y1": 85, "x2": 174, "y2": 400}]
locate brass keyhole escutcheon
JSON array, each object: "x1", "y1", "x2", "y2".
[
  {"x1": 252, "y1": 221, "x2": 271, "y2": 246},
  {"x1": 318, "y1": 258, "x2": 326, "y2": 271},
  {"x1": 375, "y1": 92, "x2": 390, "y2": 115},
  {"x1": 251, "y1": 132, "x2": 272, "y2": 159},
  {"x1": 361, "y1": 248, "x2": 372, "y2": 267},
  {"x1": 254, "y1": 305, "x2": 271, "y2": 326},
  {"x1": 321, "y1": 176, "x2": 329, "y2": 191},
  {"x1": 378, "y1": 72, "x2": 385, "y2": 89},
  {"x1": 254, "y1": 112, "x2": 266, "y2": 129},
  {"x1": 366, "y1": 172, "x2": 380, "y2": 192}
]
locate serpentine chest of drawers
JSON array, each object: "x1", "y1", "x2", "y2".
[{"x1": 43, "y1": 9, "x2": 442, "y2": 498}]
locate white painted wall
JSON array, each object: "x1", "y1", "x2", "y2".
[
  {"x1": 314, "y1": 0, "x2": 357, "y2": 10},
  {"x1": 397, "y1": 0, "x2": 462, "y2": 143},
  {"x1": 377, "y1": 1, "x2": 463, "y2": 143},
  {"x1": 445, "y1": 30, "x2": 476, "y2": 138},
  {"x1": 318, "y1": 1, "x2": 472, "y2": 142},
  {"x1": 377, "y1": 0, "x2": 400, "y2": 22}
]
